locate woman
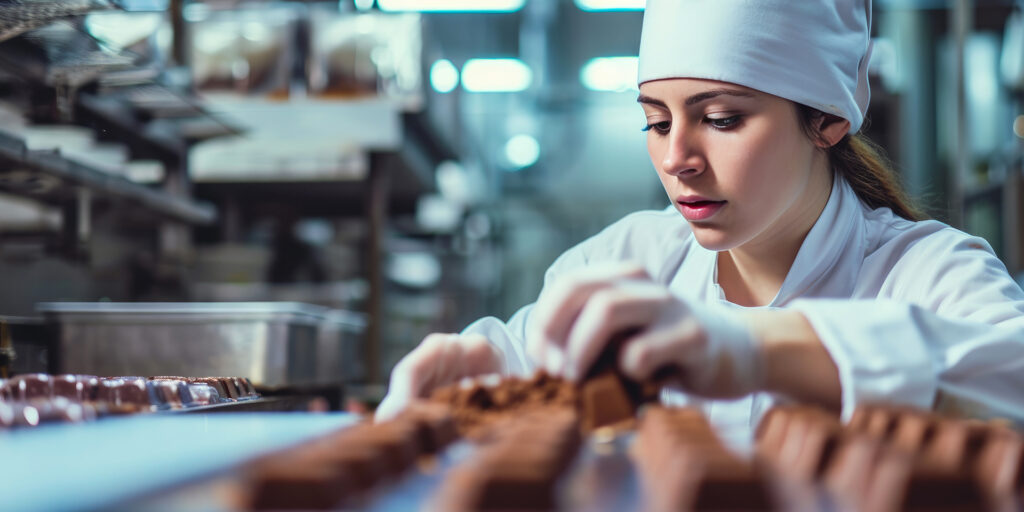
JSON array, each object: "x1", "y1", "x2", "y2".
[{"x1": 376, "y1": 0, "x2": 1024, "y2": 434}]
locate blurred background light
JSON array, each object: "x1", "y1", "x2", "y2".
[
  {"x1": 379, "y1": 0, "x2": 525, "y2": 12},
  {"x1": 581, "y1": 56, "x2": 639, "y2": 92},
  {"x1": 504, "y1": 134, "x2": 540, "y2": 169},
  {"x1": 354, "y1": 0, "x2": 375, "y2": 11},
  {"x1": 574, "y1": 0, "x2": 645, "y2": 11},
  {"x1": 430, "y1": 59, "x2": 459, "y2": 93},
  {"x1": 461, "y1": 59, "x2": 532, "y2": 93}
]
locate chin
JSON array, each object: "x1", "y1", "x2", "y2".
[{"x1": 688, "y1": 224, "x2": 738, "y2": 252}]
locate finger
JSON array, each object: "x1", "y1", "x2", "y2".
[
  {"x1": 528, "y1": 262, "x2": 649, "y2": 364},
  {"x1": 394, "y1": 333, "x2": 458, "y2": 398},
  {"x1": 619, "y1": 318, "x2": 704, "y2": 381},
  {"x1": 563, "y1": 282, "x2": 668, "y2": 380},
  {"x1": 525, "y1": 313, "x2": 548, "y2": 372},
  {"x1": 376, "y1": 338, "x2": 438, "y2": 422},
  {"x1": 458, "y1": 334, "x2": 504, "y2": 375}
]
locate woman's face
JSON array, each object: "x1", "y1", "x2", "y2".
[{"x1": 639, "y1": 78, "x2": 832, "y2": 252}]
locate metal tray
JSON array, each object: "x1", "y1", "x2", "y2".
[{"x1": 37, "y1": 302, "x2": 361, "y2": 387}]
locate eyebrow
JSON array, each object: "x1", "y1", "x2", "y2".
[{"x1": 636, "y1": 89, "x2": 756, "y2": 108}]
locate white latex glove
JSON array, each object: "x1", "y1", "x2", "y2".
[
  {"x1": 375, "y1": 333, "x2": 503, "y2": 422},
  {"x1": 527, "y1": 261, "x2": 763, "y2": 398}
]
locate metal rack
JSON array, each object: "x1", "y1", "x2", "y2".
[{"x1": 0, "y1": 130, "x2": 215, "y2": 224}]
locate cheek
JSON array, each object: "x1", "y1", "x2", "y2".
[{"x1": 722, "y1": 128, "x2": 808, "y2": 206}]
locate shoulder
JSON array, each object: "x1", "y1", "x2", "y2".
[
  {"x1": 859, "y1": 204, "x2": 1018, "y2": 303},
  {"x1": 862, "y1": 205, "x2": 994, "y2": 260}
]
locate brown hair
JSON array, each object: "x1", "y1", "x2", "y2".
[{"x1": 796, "y1": 104, "x2": 924, "y2": 221}]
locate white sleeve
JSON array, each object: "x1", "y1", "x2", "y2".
[
  {"x1": 791, "y1": 232, "x2": 1024, "y2": 421},
  {"x1": 460, "y1": 238, "x2": 592, "y2": 377}
]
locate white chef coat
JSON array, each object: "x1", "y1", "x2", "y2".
[{"x1": 462, "y1": 175, "x2": 1024, "y2": 444}]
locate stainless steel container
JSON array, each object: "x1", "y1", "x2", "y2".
[
  {"x1": 37, "y1": 302, "x2": 355, "y2": 388},
  {"x1": 317, "y1": 309, "x2": 367, "y2": 385}
]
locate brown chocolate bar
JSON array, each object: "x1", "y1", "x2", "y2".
[
  {"x1": 245, "y1": 454, "x2": 350, "y2": 510},
  {"x1": 636, "y1": 406, "x2": 775, "y2": 511}
]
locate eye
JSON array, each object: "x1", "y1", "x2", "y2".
[
  {"x1": 641, "y1": 121, "x2": 671, "y2": 135},
  {"x1": 706, "y1": 115, "x2": 742, "y2": 130}
]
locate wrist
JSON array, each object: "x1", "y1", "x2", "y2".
[{"x1": 746, "y1": 309, "x2": 841, "y2": 409}]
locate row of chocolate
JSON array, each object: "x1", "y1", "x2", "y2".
[
  {"x1": 0, "y1": 374, "x2": 259, "y2": 428},
  {"x1": 432, "y1": 407, "x2": 582, "y2": 511},
  {"x1": 635, "y1": 406, "x2": 773, "y2": 511},
  {"x1": 244, "y1": 401, "x2": 456, "y2": 510},
  {"x1": 756, "y1": 403, "x2": 1024, "y2": 511}
]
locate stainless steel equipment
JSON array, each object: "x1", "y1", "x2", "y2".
[{"x1": 38, "y1": 302, "x2": 365, "y2": 387}]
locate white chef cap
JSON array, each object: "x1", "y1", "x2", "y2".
[{"x1": 638, "y1": 0, "x2": 873, "y2": 134}]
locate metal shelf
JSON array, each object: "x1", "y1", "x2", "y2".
[{"x1": 0, "y1": 130, "x2": 216, "y2": 224}]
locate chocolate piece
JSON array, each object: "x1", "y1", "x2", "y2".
[
  {"x1": 190, "y1": 378, "x2": 232, "y2": 402},
  {"x1": 300, "y1": 438, "x2": 388, "y2": 492},
  {"x1": 95, "y1": 378, "x2": 152, "y2": 408},
  {"x1": 973, "y1": 427, "x2": 1024, "y2": 509},
  {"x1": 51, "y1": 374, "x2": 88, "y2": 402},
  {"x1": 890, "y1": 412, "x2": 936, "y2": 454},
  {"x1": 776, "y1": 409, "x2": 842, "y2": 481},
  {"x1": 7, "y1": 374, "x2": 52, "y2": 401},
  {"x1": 866, "y1": 448, "x2": 982, "y2": 511},
  {"x1": 186, "y1": 383, "x2": 222, "y2": 405},
  {"x1": 636, "y1": 406, "x2": 774, "y2": 511},
  {"x1": 918, "y1": 420, "x2": 984, "y2": 472},
  {"x1": 398, "y1": 401, "x2": 458, "y2": 454},
  {"x1": 430, "y1": 371, "x2": 577, "y2": 440},
  {"x1": 579, "y1": 372, "x2": 635, "y2": 431},
  {"x1": 341, "y1": 422, "x2": 420, "y2": 477},
  {"x1": 822, "y1": 434, "x2": 887, "y2": 510},
  {"x1": 692, "y1": 460, "x2": 774, "y2": 511},
  {"x1": 432, "y1": 404, "x2": 582, "y2": 511},
  {"x1": 246, "y1": 455, "x2": 350, "y2": 510},
  {"x1": 755, "y1": 406, "x2": 791, "y2": 457},
  {"x1": 233, "y1": 377, "x2": 257, "y2": 399},
  {"x1": 219, "y1": 377, "x2": 241, "y2": 400},
  {"x1": 864, "y1": 407, "x2": 900, "y2": 440},
  {"x1": 0, "y1": 398, "x2": 96, "y2": 427},
  {"x1": 473, "y1": 449, "x2": 561, "y2": 510},
  {"x1": 147, "y1": 379, "x2": 190, "y2": 409}
]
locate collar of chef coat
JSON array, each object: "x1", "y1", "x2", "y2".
[{"x1": 710, "y1": 174, "x2": 863, "y2": 307}]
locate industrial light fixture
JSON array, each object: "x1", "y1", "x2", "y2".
[
  {"x1": 378, "y1": 0, "x2": 526, "y2": 12},
  {"x1": 574, "y1": 0, "x2": 645, "y2": 11},
  {"x1": 461, "y1": 59, "x2": 532, "y2": 93},
  {"x1": 580, "y1": 56, "x2": 638, "y2": 92},
  {"x1": 504, "y1": 134, "x2": 540, "y2": 169},
  {"x1": 430, "y1": 59, "x2": 459, "y2": 93}
]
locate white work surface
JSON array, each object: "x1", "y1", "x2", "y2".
[{"x1": 0, "y1": 412, "x2": 358, "y2": 512}]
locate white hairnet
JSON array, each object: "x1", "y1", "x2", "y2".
[{"x1": 638, "y1": 0, "x2": 873, "y2": 134}]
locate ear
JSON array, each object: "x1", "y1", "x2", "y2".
[{"x1": 815, "y1": 114, "x2": 851, "y2": 148}]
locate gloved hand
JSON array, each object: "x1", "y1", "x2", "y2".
[
  {"x1": 375, "y1": 333, "x2": 504, "y2": 421},
  {"x1": 526, "y1": 261, "x2": 763, "y2": 398}
]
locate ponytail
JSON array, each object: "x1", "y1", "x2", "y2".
[{"x1": 796, "y1": 104, "x2": 924, "y2": 222}]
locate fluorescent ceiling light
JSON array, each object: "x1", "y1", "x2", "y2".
[
  {"x1": 461, "y1": 59, "x2": 532, "y2": 93},
  {"x1": 574, "y1": 0, "x2": 645, "y2": 11},
  {"x1": 505, "y1": 134, "x2": 540, "y2": 169},
  {"x1": 430, "y1": 59, "x2": 459, "y2": 93},
  {"x1": 581, "y1": 56, "x2": 638, "y2": 92},
  {"x1": 379, "y1": 0, "x2": 525, "y2": 12}
]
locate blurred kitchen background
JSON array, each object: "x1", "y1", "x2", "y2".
[{"x1": 0, "y1": 0, "x2": 1021, "y2": 396}]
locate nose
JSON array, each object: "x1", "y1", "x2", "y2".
[{"x1": 661, "y1": 126, "x2": 705, "y2": 178}]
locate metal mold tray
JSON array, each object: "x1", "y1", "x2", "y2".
[{"x1": 37, "y1": 302, "x2": 346, "y2": 387}]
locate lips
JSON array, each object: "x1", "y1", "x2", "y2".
[{"x1": 676, "y1": 197, "x2": 726, "y2": 221}]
